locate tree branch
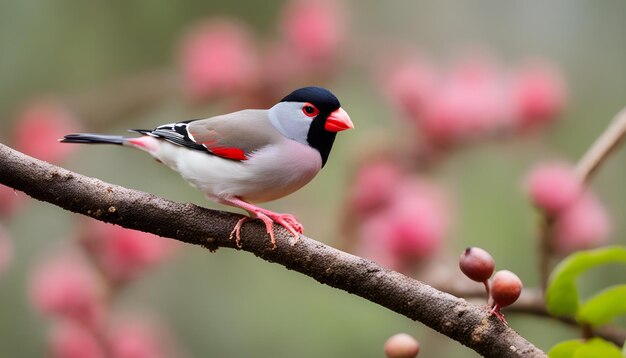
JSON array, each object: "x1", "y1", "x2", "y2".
[{"x1": 0, "y1": 143, "x2": 545, "y2": 357}]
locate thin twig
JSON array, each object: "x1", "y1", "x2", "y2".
[
  {"x1": 575, "y1": 107, "x2": 626, "y2": 183},
  {"x1": 0, "y1": 143, "x2": 545, "y2": 358},
  {"x1": 537, "y1": 106, "x2": 626, "y2": 293}
]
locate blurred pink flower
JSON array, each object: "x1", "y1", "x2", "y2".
[
  {"x1": 82, "y1": 221, "x2": 177, "y2": 283},
  {"x1": 0, "y1": 225, "x2": 13, "y2": 274},
  {"x1": 108, "y1": 317, "x2": 175, "y2": 358},
  {"x1": 49, "y1": 322, "x2": 104, "y2": 358},
  {"x1": 375, "y1": 50, "x2": 567, "y2": 146},
  {"x1": 384, "y1": 181, "x2": 449, "y2": 262},
  {"x1": 0, "y1": 184, "x2": 28, "y2": 218},
  {"x1": 420, "y1": 55, "x2": 508, "y2": 146},
  {"x1": 554, "y1": 192, "x2": 611, "y2": 255},
  {"x1": 378, "y1": 53, "x2": 438, "y2": 120},
  {"x1": 350, "y1": 159, "x2": 405, "y2": 217},
  {"x1": 30, "y1": 254, "x2": 104, "y2": 325},
  {"x1": 180, "y1": 18, "x2": 259, "y2": 101},
  {"x1": 279, "y1": 0, "x2": 347, "y2": 64},
  {"x1": 525, "y1": 162, "x2": 582, "y2": 215},
  {"x1": 358, "y1": 214, "x2": 403, "y2": 271},
  {"x1": 509, "y1": 60, "x2": 566, "y2": 129},
  {"x1": 13, "y1": 101, "x2": 81, "y2": 164},
  {"x1": 357, "y1": 179, "x2": 450, "y2": 269}
]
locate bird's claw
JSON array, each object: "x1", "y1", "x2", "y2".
[
  {"x1": 270, "y1": 213, "x2": 302, "y2": 245},
  {"x1": 229, "y1": 217, "x2": 250, "y2": 248},
  {"x1": 278, "y1": 214, "x2": 304, "y2": 234},
  {"x1": 228, "y1": 213, "x2": 303, "y2": 248}
]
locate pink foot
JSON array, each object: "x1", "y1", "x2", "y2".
[
  {"x1": 275, "y1": 213, "x2": 304, "y2": 234},
  {"x1": 229, "y1": 213, "x2": 277, "y2": 248},
  {"x1": 267, "y1": 213, "x2": 303, "y2": 244},
  {"x1": 222, "y1": 197, "x2": 303, "y2": 248},
  {"x1": 230, "y1": 217, "x2": 250, "y2": 248}
]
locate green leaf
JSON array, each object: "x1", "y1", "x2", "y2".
[
  {"x1": 549, "y1": 339, "x2": 622, "y2": 358},
  {"x1": 577, "y1": 285, "x2": 626, "y2": 326},
  {"x1": 548, "y1": 340, "x2": 583, "y2": 358},
  {"x1": 546, "y1": 247, "x2": 626, "y2": 317},
  {"x1": 573, "y1": 338, "x2": 622, "y2": 358},
  {"x1": 623, "y1": 340, "x2": 626, "y2": 358}
]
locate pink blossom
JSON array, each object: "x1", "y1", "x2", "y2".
[
  {"x1": 525, "y1": 162, "x2": 583, "y2": 215},
  {"x1": 13, "y1": 101, "x2": 81, "y2": 164},
  {"x1": 49, "y1": 322, "x2": 104, "y2": 358},
  {"x1": 358, "y1": 180, "x2": 450, "y2": 268},
  {"x1": 358, "y1": 214, "x2": 403, "y2": 271},
  {"x1": 180, "y1": 18, "x2": 259, "y2": 101},
  {"x1": 82, "y1": 221, "x2": 177, "y2": 283},
  {"x1": 30, "y1": 254, "x2": 103, "y2": 325},
  {"x1": 384, "y1": 181, "x2": 449, "y2": 262},
  {"x1": 509, "y1": 60, "x2": 566, "y2": 129},
  {"x1": 378, "y1": 53, "x2": 438, "y2": 120},
  {"x1": 419, "y1": 55, "x2": 508, "y2": 146},
  {"x1": 554, "y1": 192, "x2": 611, "y2": 254},
  {"x1": 279, "y1": 0, "x2": 347, "y2": 64},
  {"x1": 350, "y1": 159, "x2": 405, "y2": 216},
  {"x1": 0, "y1": 225, "x2": 13, "y2": 274},
  {"x1": 108, "y1": 317, "x2": 175, "y2": 358}
]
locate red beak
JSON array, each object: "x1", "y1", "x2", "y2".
[{"x1": 325, "y1": 107, "x2": 354, "y2": 132}]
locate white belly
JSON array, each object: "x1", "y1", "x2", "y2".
[{"x1": 152, "y1": 140, "x2": 322, "y2": 203}]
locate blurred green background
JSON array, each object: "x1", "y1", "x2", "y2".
[{"x1": 1, "y1": 1, "x2": 626, "y2": 357}]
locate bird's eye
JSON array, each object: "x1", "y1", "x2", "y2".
[{"x1": 302, "y1": 103, "x2": 319, "y2": 117}]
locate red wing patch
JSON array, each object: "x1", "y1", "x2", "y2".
[
  {"x1": 209, "y1": 147, "x2": 247, "y2": 160},
  {"x1": 206, "y1": 145, "x2": 248, "y2": 160}
]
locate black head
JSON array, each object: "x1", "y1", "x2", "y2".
[
  {"x1": 280, "y1": 86, "x2": 341, "y2": 114},
  {"x1": 280, "y1": 87, "x2": 349, "y2": 167}
]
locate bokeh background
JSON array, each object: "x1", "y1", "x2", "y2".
[{"x1": 1, "y1": 1, "x2": 626, "y2": 357}]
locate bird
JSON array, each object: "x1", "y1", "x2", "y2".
[{"x1": 61, "y1": 86, "x2": 353, "y2": 248}]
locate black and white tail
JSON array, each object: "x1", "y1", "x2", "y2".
[{"x1": 60, "y1": 133, "x2": 128, "y2": 145}]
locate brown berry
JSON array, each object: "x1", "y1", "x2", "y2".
[
  {"x1": 491, "y1": 270, "x2": 523, "y2": 308},
  {"x1": 384, "y1": 333, "x2": 420, "y2": 358},
  {"x1": 459, "y1": 247, "x2": 495, "y2": 282}
]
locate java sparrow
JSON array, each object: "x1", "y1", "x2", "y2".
[{"x1": 61, "y1": 86, "x2": 354, "y2": 247}]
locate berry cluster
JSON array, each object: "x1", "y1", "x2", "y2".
[{"x1": 459, "y1": 247, "x2": 523, "y2": 323}]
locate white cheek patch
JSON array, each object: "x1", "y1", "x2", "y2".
[{"x1": 268, "y1": 102, "x2": 312, "y2": 145}]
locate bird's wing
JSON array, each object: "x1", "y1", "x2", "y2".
[{"x1": 133, "y1": 109, "x2": 281, "y2": 161}]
